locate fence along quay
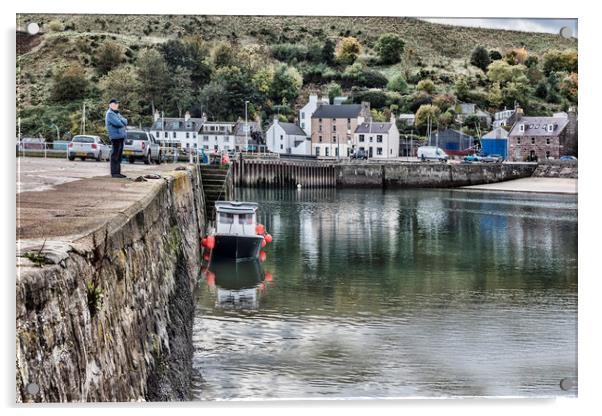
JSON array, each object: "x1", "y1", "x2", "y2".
[{"x1": 232, "y1": 158, "x2": 337, "y2": 188}]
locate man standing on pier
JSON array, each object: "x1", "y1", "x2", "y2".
[{"x1": 105, "y1": 98, "x2": 128, "y2": 178}]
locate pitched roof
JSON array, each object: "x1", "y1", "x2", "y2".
[
  {"x1": 151, "y1": 117, "x2": 204, "y2": 132},
  {"x1": 270, "y1": 121, "x2": 306, "y2": 136},
  {"x1": 509, "y1": 116, "x2": 569, "y2": 137},
  {"x1": 234, "y1": 121, "x2": 261, "y2": 136},
  {"x1": 355, "y1": 122, "x2": 394, "y2": 134},
  {"x1": 311, "y1": 104, "x2": 363, "y2": 119},
  {"x1": 429, "y1": 128, "x2": 474, "y2": 140},
  {"x1": 482, "y1": 127, "x2": 509, "y2": 139}
]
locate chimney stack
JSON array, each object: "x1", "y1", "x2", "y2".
[
  {"x1": 184, "y1": 111, "x2": 191, "y2": 122},
  {"x1": 153, "y1": 110, "x2": 160, "y2": 122}
]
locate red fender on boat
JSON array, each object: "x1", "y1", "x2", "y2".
[
  {"x1": 261, "y1": 238, "x2": 267, "y2": 248},
  {"x1": 265, "y1": 272, "x2": 273, "y2": 282},
  {"x1": 256, "y1": 224, "x2": 265, "y2": 235},
  {"x1": 206, "y1": 235, "x2": 215, "y2": 250},
  {"x1": 259, "y1": 251, "x2": 267, "y2": 262},
  {"x1": 206, "y1": 271, "x2": 215, "y2": 286},
  {"x1": 264, "y1": 233, "x2": 273, "y2": 243}
]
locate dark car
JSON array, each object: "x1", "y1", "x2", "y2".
[{"x1": 351, "y1": 148, "x2": 368, "y2": 160}]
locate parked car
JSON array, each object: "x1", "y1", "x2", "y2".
[
  {"x1": 463, "y1": 154, "x2": 482, "y2": 163},
  {"x1": 68, "y1": 135, "x2": 110, "y2": 161},
  {"x1": 481, "y1": 154, "x2": 503, "y2": 163},
  {"x1": 123, "y1": 129, "x2": 162, "y2": 164},
  {"x1": 418, "y1": 146, "x2": 448, "y2": 162},
  {"x1": 350, "y1": 148, "x2": 368, "y2": 160},
  {"x1": 560, "y1": 155, "x2": 577, "y2": 161}
]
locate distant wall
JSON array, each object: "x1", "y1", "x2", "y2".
[
  {"x1": 532, "y1": 160, "x2": 578, "y2": 179},
  {"x1": 336, "y1": 162, "x2": 537, "y2": 188}
]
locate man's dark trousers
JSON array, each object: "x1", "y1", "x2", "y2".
[{"x1": 110, "y1": 138, "x2": 124, "y2": 176}]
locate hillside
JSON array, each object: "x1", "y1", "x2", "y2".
[{"x1": 16, "y1": 14, "x2": 578, "y2": 139}]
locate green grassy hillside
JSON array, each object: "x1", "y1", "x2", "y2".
[{"x1": 16, "y1": 14, "x2": 577, "y2": 139}]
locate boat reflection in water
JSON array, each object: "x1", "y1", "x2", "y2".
[{"x1": 202, "y1": 257, "x2": 273, "y2": 310}]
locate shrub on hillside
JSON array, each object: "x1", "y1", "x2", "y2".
[
  {"x1": 374, "y1": 33, "x2": 405, "y2": 65},
  {"x1": 387, "y1": 74, "x2": 408, "y2": 94},
  {"x1": 47, "y1": 20, "x2": 65, "y2": 32},
  {"x1": 470, "y1": 46, "x2": 491, "y2": 71},
  {"x1": 416, "y1": 79, "x2": 436, "y2": 94},
  {"x1": 94, "y1": 42, "x2": 124, "y2": 75},
  {"x1": 271, "y1": 43, "x2": 309, "y2": 63},
  {"x1": 51, "y1": 65, "x2": 89, "y2": 102},
  {"x1": 336, "y1": 37, "x2": 361, "y2": 65}
]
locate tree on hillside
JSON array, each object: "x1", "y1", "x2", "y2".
[
  {"x1": 534, "y1": 80, "x2": 548, "y2": 99},
  {"x1": 415, "y1": 104, "x2": 441, "y2": 132},
  {"x1": 470, "y1": 46, "x2": 491, "y2": 71},
  {"x1": 416, "y1": 79, "x2": 436, "y2": 95},
  {"x1": 99, "y1": 66, "x2": 141, "y2": 117},
  {"x1": 252, "y1": 66, "x2": 275, "y2": 103},
  {"x1": 505, "y1": 47, "x2": 528, "y2": 65},
  {"x1": 336, "y1": 37, "x2": 361, "y2": 65},
  {"x1": 322, "y1": 38, "x2": 336, "y2": 65},
  {"x1": 51, "y1": 65, "x2": 89, "y2": 102},
  {"x1": 136, "y1": 48, "x2": 170, "y2": 115},
  {"x1": 387, "y1": 74, "x2": 408, "y2": 94},
  {"x1": 524, "y1": 55, "x2": 539, "y2": 68},
  {"x1": 160, "y1": 38, "x2": 212, "y2": 88},
  {"x1": 212, "y1": 42, "x2": 237, "y2": 69},
  {"x1": 486, "y1": 61, "x2": 527, "y2": 85},
  {"x1": 560, "y1": 72, "x2": 578, "y2": 103},
  {"x1": 200, "y1": 66, "x2": 257, "y2": 121},
  {"x1": 169, "y1": 66, "x2": 195, "y2": 117},
  {"x1": 270, "y1": 64, "x2": 303, "y2": 104},
  {"x1": 326, "y1": 82, "x2": 342, "y2": 103},
  {"x1": 487, "y1": 82, "x2": 504, "y2": 108},
  {"x1": 374, "y1": 33, "x2": 405, "y2": 65},
  {"x1": 489, "y1": 50, "x2": 502, "y2": 61},
  {"x1": 543, "y1": 49, "x2": 578, "y2": 76},
  {"x1": 94, "y1": 42, "x2": 124, "y2": 75},
  {"x1": 453, "y1": 76, "x2": 470, "y2": 101}
]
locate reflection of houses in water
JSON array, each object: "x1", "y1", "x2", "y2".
[{"x1": 205, "y1": 259, "x2": 271, "y2": 310}]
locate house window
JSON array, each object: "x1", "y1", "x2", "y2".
[
  {"x1": 172, "y1": 132, "x2": 176, "y2": 138},
  {"x1": 164, "y1": 131, "x2": 168, "y2": 138},
  {"x1": 332, "y1": 118, "x2": 336, "y2": 123},
  {"x1": 186, "y1": 132, "x2": 190, "y2": 139},
  {"x1": 359, "y1": 134, "x2": 365, "y2": 142},
  {"x1": 319, "y1": 125, "x2": 322, "y2": 132},
  {"x1": 280, "y1": 135, "x2": 283, "y2": 141},
  {"x1": 517, "y1": 137, "x2": 521, "y2": 144},
  {"x1": 376, "y1": 135, "x2": 383, "y2": 143},
  {"x1": 546, "y1": 151, "x2": 551, "y2": 158},
  {"x1": 316, "y1": 147, "x2": 320, "y2": 156},
  {"x1": 301, "y1": 112, "x2": 305, "y2": 119},
  {"x1": 546, "y1": 138, "x2": 550, "y2": 145},
  {"x1": 333, "y1": 125, "x2": 337, "y2": 132},
  {"x1": 519, "y1": 124, "x2": 525, "y2": 132},
  {"x1": 376, "y1": 147, "x2": 383, "y2": 155},
  {"x1": 325, "y1": 147, "x2": 329, "y2": 156},
  {"x1": 301, "y1": 122, "x2": 305, "y2": 129},
  {"x1": 203, "y1": 136, "x2": 209, "y2": 142},
  {"x1": 280, "y1": 144, "x2": 283, "y2": 150},
  {"x1": 224, "y1": 136, "x2": 229, "y2": 142},
  {"x1": 193, "y1": 132, "x2": 197, "y2": 138},
  {"x1": 531, "y1": 137, "x2": 535, "y2": 144},
  {"x1": 319, "y1": 118, "x2": 322, "y2": 123},
  {"x1": 369, "y1": 136, "x2": 373, "y2": 143},
  {"x1": 319, "y1": 135, "x2": 322, "y2": 142},
  {"x1": 333, "y1": 135, "x2": 337, "y2": 142},
  {"x1": 548, "y1": 124, "x2": 554, "y2": 133}
]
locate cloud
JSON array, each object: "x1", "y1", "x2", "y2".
[{"x1": 420, "y1": 18, "x2": 578, "y2": 38}]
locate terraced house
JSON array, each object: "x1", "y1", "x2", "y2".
[
  {"x1": 352, "y1": 115, "x2": 400, "y2": 159},
  {"x1": 151, "y1": 111, "x2": 203, "y2": 149},
  {"x1": 311, "y1": 102, "x2": 371, "y2": 158}
]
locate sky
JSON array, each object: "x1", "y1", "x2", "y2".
[{"x1": 420, "y1": 18, "x2": 578, "y2": 38}]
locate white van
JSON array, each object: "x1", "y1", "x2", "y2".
[{"x1": 417, "y1": 146, "x2": 448, "y2": 162}]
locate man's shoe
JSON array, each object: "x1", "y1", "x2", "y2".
[{"x1": 112, "y1": 174, "x2": 127, "y2": 178}]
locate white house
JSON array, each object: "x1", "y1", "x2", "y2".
[
  {"x1": 352, "y1": 115, "x2": 400, "y2": 159},
  {"x1": 198, "y1": 121, "x2": 237, "y2": 153},
  {"x1": 151, "y1": 111, "x2": 204, "y2": 149},
  {"x1": 299, "y1": 95, "x2": 329, "y2": 137},
  {"x1": 266, "y1": 118, "x2": 311, "y2": 155}
]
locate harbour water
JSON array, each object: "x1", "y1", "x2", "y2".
[{"x1": 192, "y1": 188, "x2": 578, "y2": 399}]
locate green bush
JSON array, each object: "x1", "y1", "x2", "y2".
[
  {"x1": 271, "y1": 43, "x2": 309, "y2": 63},
  {"x1": 51, "y1": 65, "x2": 89, "y2": 102},
  {"x1": 387, "y1": 74, "x2": 408, "y2": 93},
  {"x1": 374, "y1": 33, "x2": 405, "y2": 64},
  {"x1": 47, "y1": 20, "x2": 65, "y2": 32}
]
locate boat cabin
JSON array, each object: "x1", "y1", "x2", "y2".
[{"x1": 215, "y1": 201, "x2": 259, "y2": 236}]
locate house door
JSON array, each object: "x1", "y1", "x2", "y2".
[
  {"x1": 530, "y1": 150, "x2": 536, "y2": 161},
  {"x1": 369, "y1": 147, "x2": 373, "y2": 158}
]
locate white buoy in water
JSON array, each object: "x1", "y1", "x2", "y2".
[{"x1": 297, "y1": 183, "x2": 302, "y2": 189}]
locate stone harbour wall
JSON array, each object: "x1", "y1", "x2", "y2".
[
  {"x1": 16, "y1": 166, "x2": 206, "y2": 402},
  {"x1": 336, "y1": 162, "x2": 538, "y2": 188},
  {"x1": 532, "y1": 160, "x2": 578, "y2": 179}
]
